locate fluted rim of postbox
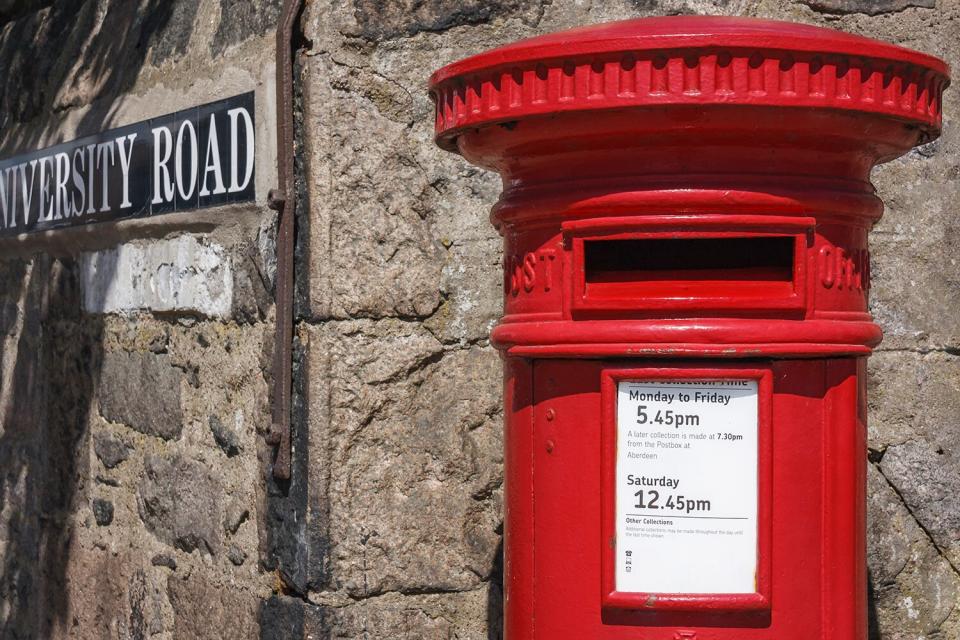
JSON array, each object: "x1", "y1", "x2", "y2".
[{"x1": 429, "y1": 16, "x2": 951, "y2": 152}]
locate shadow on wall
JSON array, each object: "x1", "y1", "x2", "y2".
[
  {"x1": 868, "y1": 569, "x2": 882, "y2": 639},
  {"x1": 0, "y1": 0, "x2": 200, "y2": 155},
  {"x1": 488, "y1": 539, "x2": 504, "y2": 639},
  {"x1": 0, "y1": 256, "x2": 99, "y2": 637},
  {"x1": 0, "y1": 0, "x2": 196, "y2": 636}
]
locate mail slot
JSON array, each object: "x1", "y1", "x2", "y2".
[
  {"x1": 583, "y1": 237, "x2": 795, "y2": 283},
  {"x1": 565, "y1": 216, "x2": 812, "y2": 314},
  {"x1": 430, "y1": 16, "x2": 949, "y2": 640}
]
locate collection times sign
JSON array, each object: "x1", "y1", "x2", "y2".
[{"x1": 0, "y1": 92, "x2": 255, "y2": 237}]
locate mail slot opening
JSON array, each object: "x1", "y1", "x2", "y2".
[
  {"x1": 585, "y1": 237, "x2": 795, "y2": 283},
  {"x1": 581, "y1": 236, "x2": 798, "y2": 304}
]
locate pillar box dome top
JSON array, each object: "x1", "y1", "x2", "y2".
[{"x1": 429, "y1": 16, "x2": 949, "y2": 153}]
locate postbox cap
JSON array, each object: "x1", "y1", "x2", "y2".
[{"x1": 430, "y1": 16, "x2": 950, "y2": 152}]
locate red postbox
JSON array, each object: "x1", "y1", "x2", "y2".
[{"x1": 430, "y1": 17, "x2": 949, "y2": 640}]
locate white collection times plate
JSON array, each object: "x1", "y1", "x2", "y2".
[{"x1": 615, "y1": 379, "x2": 759, "y2": 595}]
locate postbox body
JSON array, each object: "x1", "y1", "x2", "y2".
[{"x1": 430, "y1": 17, "x2": 949, "y2": 640}]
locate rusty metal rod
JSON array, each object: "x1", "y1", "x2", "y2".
[{"x1": 266, "y1": 0, "x2": 304, "y2": 481}]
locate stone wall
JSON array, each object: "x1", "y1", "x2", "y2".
[
  {"x1": 0, "y1": 1, "x2": 282, "y2": 638},
  {"x1": 0, "y1": 0, "x2": 955, "y2": 639}
]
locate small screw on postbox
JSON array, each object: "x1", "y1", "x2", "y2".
[{"x1": 430, "y1": 16, "x2": 949, "y2": 640}]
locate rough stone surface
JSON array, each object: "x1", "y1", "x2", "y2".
[
  {"x1": 801, "y1": 0, "x2": 935, "y2": 15},
  {"x1": 304, "y1": 321, "x2": 503, "y2": 597},
  {"x1": 167, "y1": 569, "x2": 260, "y2": 639},
  {"x1": 867, "y1": 351, "x2": 960, "y2": 451},
  {"x1": 137, "y1": 451, "x2": 224, "y2": 554},
  {"x1": 151, "y1": 553, "x2": 177, "y2": 570},
  {"x1": 881, "y1": 441, "x2": 960, "y2": 569},
  {"x1": 224, "y1": 501, "x2": 249, "y2": 535},
  {"x1": 309, "y1": 590, "x2": 494, "y2": 639},
  {"x1": 211, "y1": 0, "x2": 283, "y2": 56},
  {"x1": 868, "y1": 462, "x2": 960, "y2": 638},
  {"x1": 228, "y1": 544, "x2": 247, "y2": 566},
  {"x1": 148, "y1": 1, "x2": 202, "y2": 65},
  {"x1": 345, "y1": 0, "x2": 536, "y2": 40},
  {"x1": 209, "y1": 413, "x2": 242, "y2": 457},
  {"x1": 93, "y1": 430, "x2": 131, "y2": 468},
  {"x1": 92, "y1": 498, "x2": 114, "y2": 526},
  {"x1": 81, "y1": 235, "x2": 234, "y2": 319},
  {"x1": 262, "y1": 589, "x2": 497, "y2": 640},
  {"x1": 98, "y1": 350, "x2": 184, "y2": 440},
  {"x1": 50, "y1": 549, "x2": 170, "y2": 638}
]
